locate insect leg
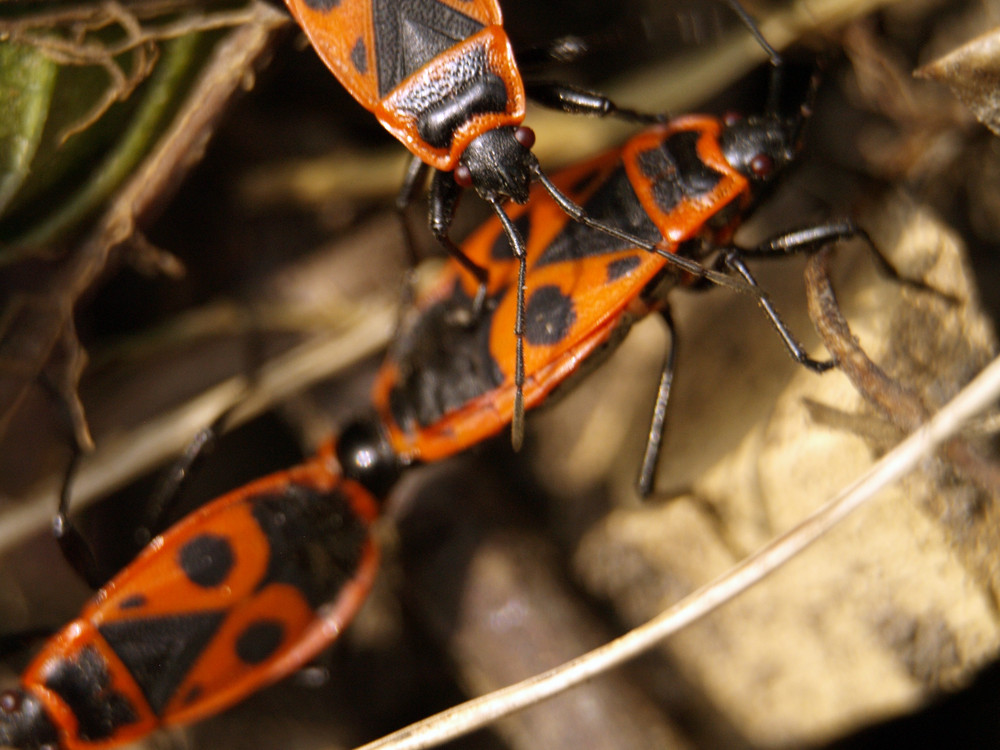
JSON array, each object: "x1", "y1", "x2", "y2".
[
  {"x1": 54, "y1": 407, "x2": 232, "y2": 589},
  {"x1": 135, "y1": 408, "x2": 235, "y2": 545},
  {"x1": 532, "y1": 166, "x2": 758, "y2": 296},
  {"x1": 740, "y1": 220, "x2": 868, "y2": 259},
  {"x1": 718, "y1": 0, "x2": 784, "y2": 114},
  {"x1": 514, "y1": 34, "x2": 591, "y2": 67},
  {"x1": 739, "y1": 219, "x2": 937, "y2": 295},
  {"x1": 489, "y1": 198, "x2": 528, "y2": 452},
  {"x1": 722, "y1": 250, "x2": 834, "y2": 373},
  {"x1": 527, "y1": 0, "x2": 785, "y2": 122},
  {"x1": 720, "y1": 0, "x2": 782, "y2": 66},
  {"x1": 523, "y1": 81, "x2": 665, "y2": 125},
  {"x1": 636, "y1": 309, "x2": 677, "y2": 498},
  {"x1": 52, "y1": 449, "x2": 106, "y2": 589},
  {"x1": 428, "y1": 169, "x2": 489, "y2": 314},
  {"x1": 396, "y1": 156, "x2": 431, "y2": 271},
  {"x1": 36, "y1": 366, "x2": 105, "y2": 589}
]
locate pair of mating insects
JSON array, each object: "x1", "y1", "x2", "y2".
[{"x1": 0, "y1": 1, "x2": 914, "y2": 748}]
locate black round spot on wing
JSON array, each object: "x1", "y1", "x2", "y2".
[
  {"x1": 118, "y1": 594, "x2": 147, "y2": 610},
  {"x1": 178, "y1": 534, "x2": 234, "y2": 588},
  {"x1": 524, "y1": 285, "x2": 576, "y2": 346},
  {"x1": 235, "y1": 621, "x2": 285, "y2": 665}
]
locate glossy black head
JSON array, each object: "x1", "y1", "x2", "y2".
[
  {"x1": 0, "y1": 689, "x2": 59, "y2": 750},
  {"x1": 719, "y1": 50, "x2": 821, "y2": 194},
  {"x1": 720, "y1": 113, "x2": 799, "y2": 188},
  {"x1": 455, "y1": 126, "x2": 537, "y2": 204},
  {"x1": 335, "y1": 418, "x2": 402, "y2": 499}
]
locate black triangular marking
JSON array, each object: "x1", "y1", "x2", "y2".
[
  {"x1": 99, "y1": 611, "x2": 226, "y2": 716},
  {"x1": 372, "y1": 0, "x2": 484, "y2": 98},
  {"x1": 524, "y1": 285, "x2": 577, "y2": 347}
]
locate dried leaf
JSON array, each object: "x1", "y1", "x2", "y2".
[{"x1": 915, "y1": 27, "x2": 1000, "y2": 136}]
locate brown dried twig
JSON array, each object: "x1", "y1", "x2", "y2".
[{"x1": 804, "y1": 245, "x2": 1000, "y2": 495}]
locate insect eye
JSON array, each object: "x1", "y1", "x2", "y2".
[
  {"x1": 454, "y1": 163, "x2": 474, "y2": 188},
  {"x1": 750, "y1": 153, "x2": 774, "y2": 179},
  {"x1": 514, "y1": 126, "x2": 535, "y2": 149},
  {"x1": 723, "y1": 111, "x2": 742, "y2": 126}
]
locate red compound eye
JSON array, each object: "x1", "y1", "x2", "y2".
[
  {"x1": 514, "y1": 126, "x2": 535, "y2": 149},
  {"x1": 750, "y1": 153, "x2": 774, "y2": 178},
  {"x1": 454, "y1": 163, "x2": 474, "y2": 188}
]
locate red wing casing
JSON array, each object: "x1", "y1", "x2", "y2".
[
  {"x1": 21, "y1": 445, "x2": 378, "y2": 750},
  {"x1": 373, "y1": 116, "x2": 750, "y2": 462},
  {"x1": 285, "y1": 0, "x2": 525, "y2": 171}
]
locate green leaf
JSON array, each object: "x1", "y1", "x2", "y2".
[
  {"x1": 0, "y1": 42, "x2": 57, "y2": 217},
  {"x1": 14, "y1": 32, "x2": 203, "y2": 248}
]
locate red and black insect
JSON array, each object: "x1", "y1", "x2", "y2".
[
  {"x1": 0, "y1": 314, "x2": 551, "y2": 750},
  {"x1": 364, "y1": 95, "x2": 904, "y2": 494},
  {"x1": 280, "y1": 0, "x2": 641, "y2": 253},
  {"x1": 279, "y1": 0, "x2": 767, "y2": 447},
  {"x1": 0, "y1": 440, "x2": 380, "y2": 750}
]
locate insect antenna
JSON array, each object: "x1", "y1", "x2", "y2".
[
  {"x1": 489, "y1": 197, "x2": 529, "y2": 451},
  {"x1": 720, "y1": 0, "x2": 784, "y2": 115},
  {"x1": 530, "y1": 165, "x2": 760, "y2": 298}
]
